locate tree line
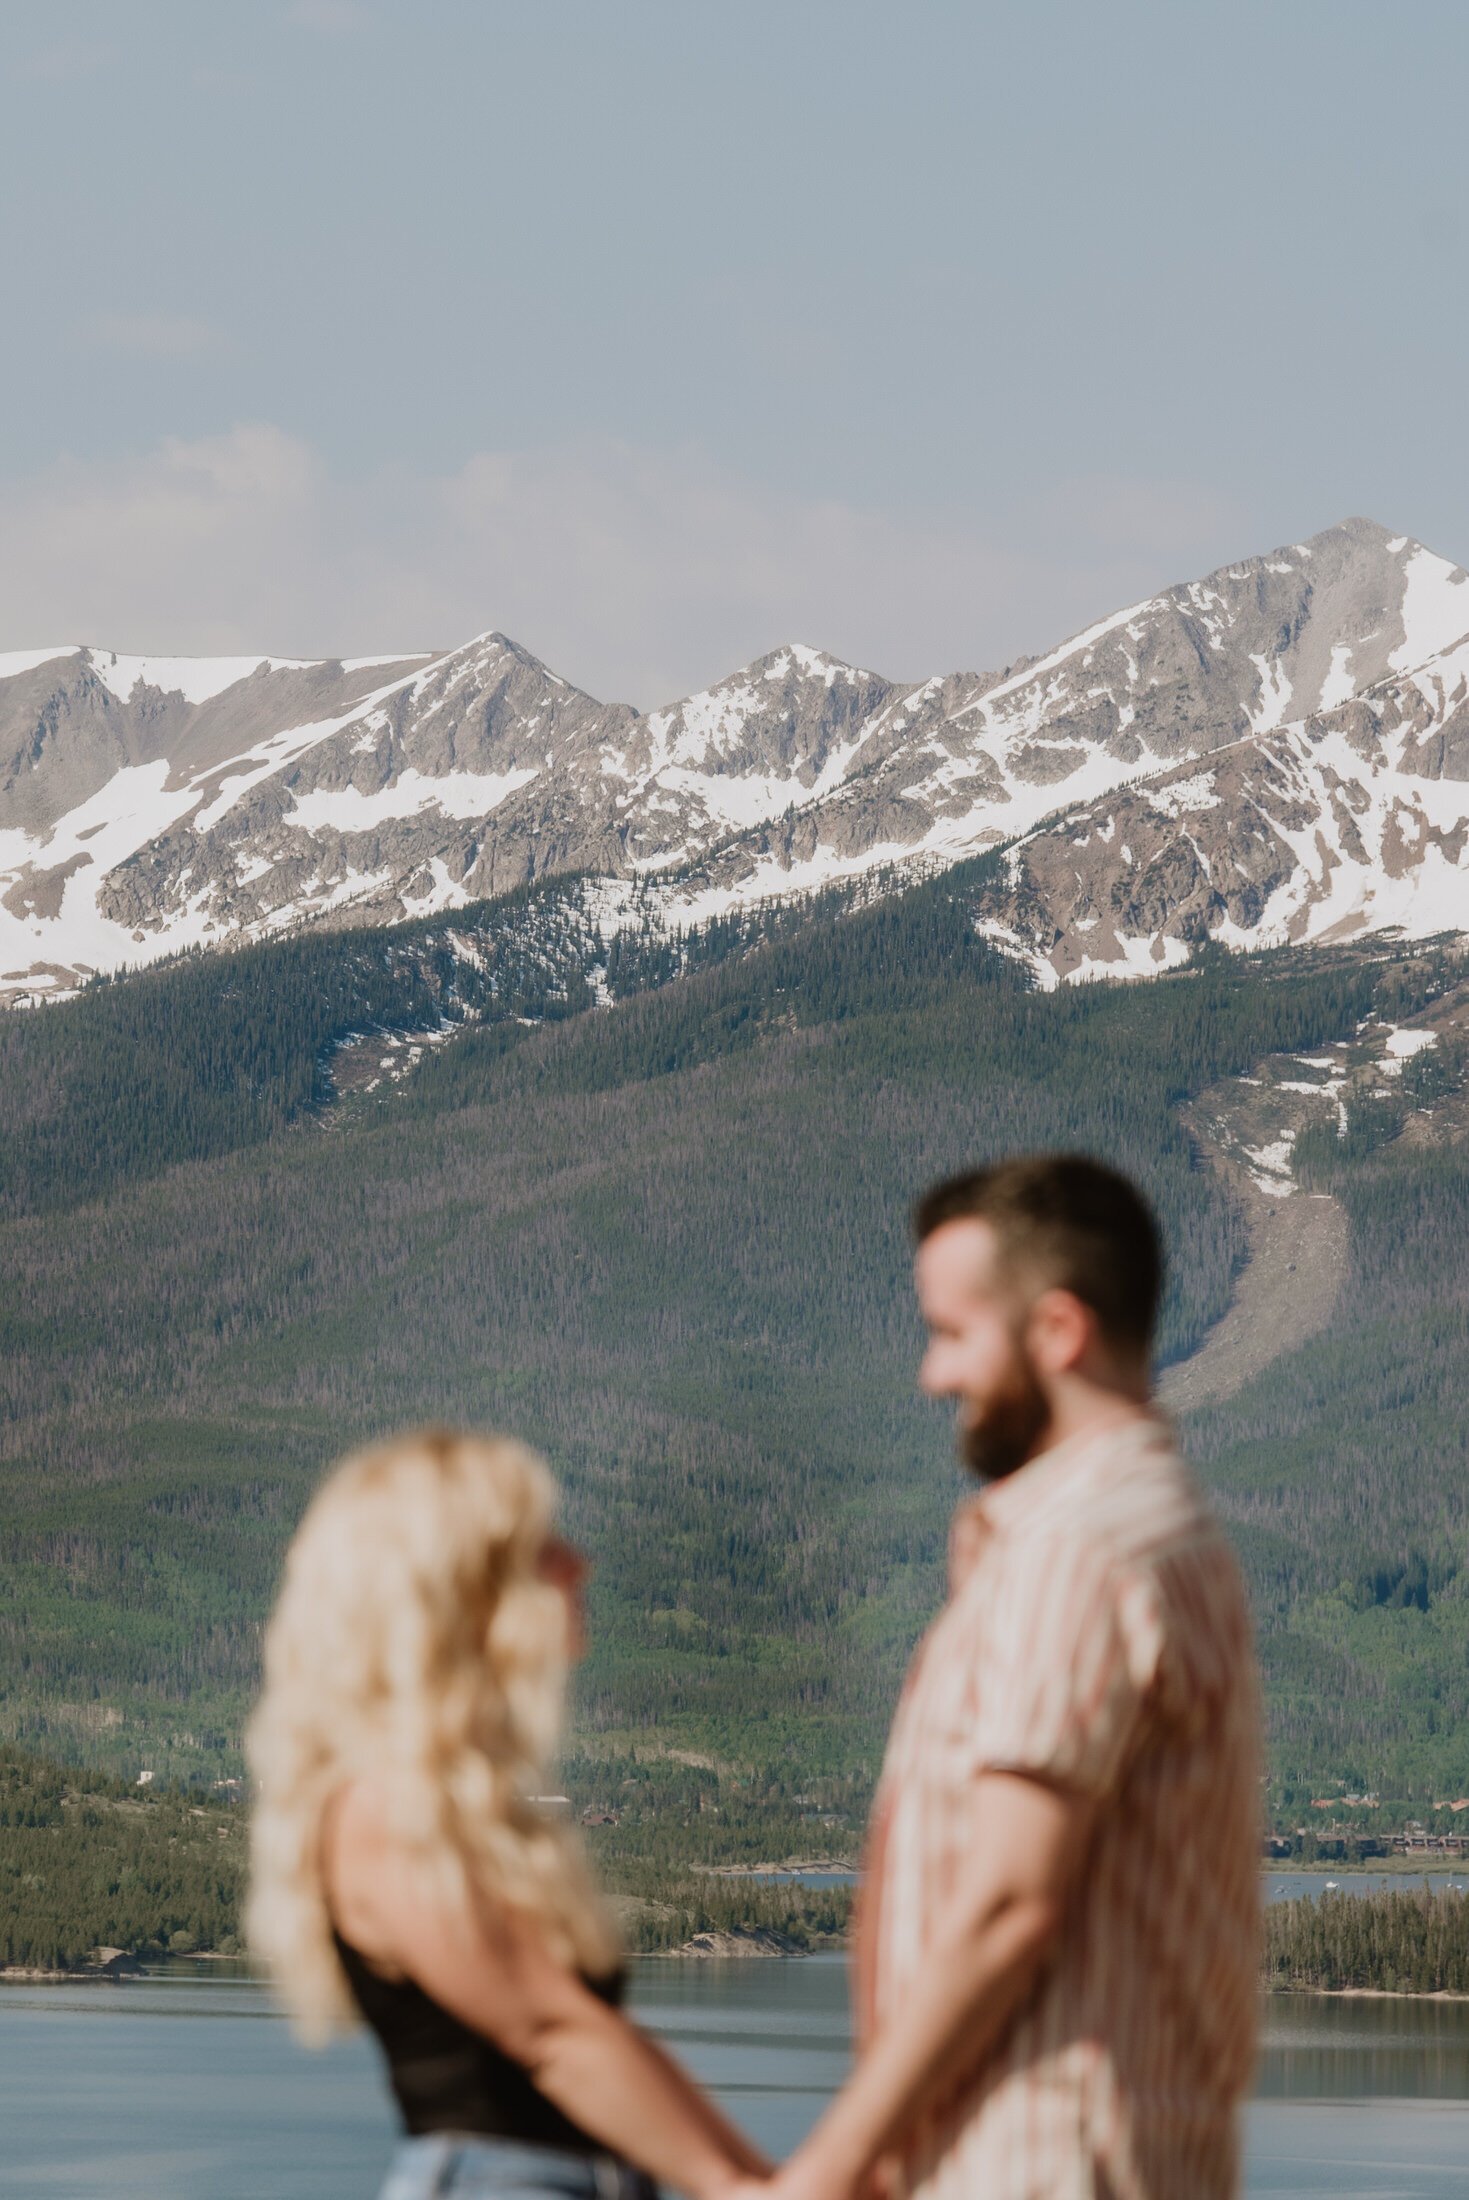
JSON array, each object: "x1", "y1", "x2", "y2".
[
  {"x1": 10, "y1": 1738, "x2": 1469, "y2": 1989},
  {"x1": 1265, "y1": 1887, "x2": 1469, "y2": 1995}
]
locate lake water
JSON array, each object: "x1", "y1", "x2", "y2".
[
  {"x1": 765, "y1": 1868, "x2": 1469, "y2": 1903},
  {"x1": 1265, "y1": 1870, "x2": 1468, "y2": 1902},
  {"x1": 1, "y1": 1957, "x2": 1466, "y2": 2199}
]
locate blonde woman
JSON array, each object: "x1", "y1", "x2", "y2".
[{"x1": 248, "y1": 1428, "x2": 770, "y2": 2200}]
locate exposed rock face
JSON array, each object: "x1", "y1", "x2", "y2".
[
  {"x1": 2, "y1": 518, "x2": 1467, "y2": 1004},
  {"x1": 981, "y1": 628, "x2": 1469, "y2": 985},
  {"x1": 675, "y1": 1926, "x2": 805, "y2": 1958}
]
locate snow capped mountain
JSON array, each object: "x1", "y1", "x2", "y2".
[
  {"x1": 2, "y1": 517, "x2": 1466, "y2": 1005},
  {"x1": 981, "y1": 623, "x2": 1469, "y2": 986},
  {"x1": 671, "y1": 518, "x2": 1469, "y2": 916}
]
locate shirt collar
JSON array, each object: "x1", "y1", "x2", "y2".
[{"x1": 952, "y1": 1406, "x2": 1171, "y2": 1556}]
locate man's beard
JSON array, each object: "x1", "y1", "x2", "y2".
[{"x1": 958, "y1": 1343, "x2": 1050, "y2": 1483}]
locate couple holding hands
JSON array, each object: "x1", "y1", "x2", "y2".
[{"x1": 248, "y1": 1156, "x2": 1261, "y2": 2200}]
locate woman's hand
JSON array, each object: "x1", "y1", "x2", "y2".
[{"x1": 726, "y1": 2146, "x2": 874, "y2": 2200}]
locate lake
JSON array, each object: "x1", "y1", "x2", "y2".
[
  {"x1": 1265, "y1": 1870, "x2": 1468, "y2": 1902},
  {"x1": 757, "y1": 1867, "x2": 1469, "y2": 1903},
  {"x1": 1, "y1": 1956, "x2": 1466, "y2": 2198}
]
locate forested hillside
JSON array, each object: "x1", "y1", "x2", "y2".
[
  {"x1": 0, "y1": 867, "x2": 1465, "y2": 1813},
  {"x1": 0, "y1": 872, "x2": 800, "y2": 1219},
  {"x1": 0, "y1": 1743, "x2": 851, "y2": 1970},
  {"x1": 1198, "y1": 1127, "x2": 1469, "y2": 1802},
  {"x1": 0, "y1": 1746, "x2": 242, "y2": 1971}
]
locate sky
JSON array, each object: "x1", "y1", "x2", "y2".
[{"x1": 1, "y1": 0, "x2": 1466, "y2": 706}]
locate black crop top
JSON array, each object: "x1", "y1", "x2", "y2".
[{"x1": 334, "y1": 1930, "x2": 626, "y2": 2150}]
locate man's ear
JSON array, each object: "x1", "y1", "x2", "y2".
[{"x1": 1025, "y1": 1287, "x2": 1094, "y2": 1377}]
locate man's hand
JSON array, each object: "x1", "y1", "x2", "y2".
[
  {"x1": 766, "y1": 1772, "x2": 1095, "y2": 2200},
  {"x1": 723, "y1": 2158, "x2": 859, "y2": 2200},
  {"x1": 740, "y1": 2143, "x2": 896, "y2": 2200}
]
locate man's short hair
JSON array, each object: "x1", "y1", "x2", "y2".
[{"x1": 913, "y1": 1153, "x2": 1164, "y2": 1356}]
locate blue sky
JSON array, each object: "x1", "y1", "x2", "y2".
[{"x1": 2, "y1": 0, "x2": 1465, "y2": 702}]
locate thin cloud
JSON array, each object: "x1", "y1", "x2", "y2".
[
  {"x1": 87, "y1": 313, "x2": 222, "y2": 361},
  {"x1": 1027, "y1": 473, "x2": 1248, "y2": 565},
  {"x1": 0, "y1": 423, "x2": 1265, "y2": 707}
]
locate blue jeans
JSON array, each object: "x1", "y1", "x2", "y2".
[{"x1": 377, "y1": 2135, "x2": 658, "y2": 2200}]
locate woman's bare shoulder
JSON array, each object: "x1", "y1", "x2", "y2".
[{"x1": 321, "y1": 1777, "x2": 406, "y2": 1966}]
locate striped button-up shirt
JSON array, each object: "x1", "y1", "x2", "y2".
[{"x1": 860, "y1": 1413, "x2": 1261, "y2": 2200}]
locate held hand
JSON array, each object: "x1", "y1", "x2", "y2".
[
  {"x1": 729, "y1": 2146, "x2": 865, "y2": 2200},
  {"x1": 861, "y1": 2158, "x2": 901, "y2": 2200},
  {"x1": 736, "y1": 2172, "x2": 820, "y2": 2200},
  {"x1": 703, "y1": 2141, "x2": 777, "y2": 2200}
]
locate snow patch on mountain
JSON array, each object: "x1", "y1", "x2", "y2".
[
  {"x1": 4, "y1": 517, "x2": 1468, "y2": 1007},
  {"x1": 1249, "y1": 654, "x2": 1293, "y2": 731},
  {"x1": 954, "y1": 597, "x2": 1154, "y2": 721},
  {"x1": 1318, "y1": 645, "x2": 1357, "y2": 711},
  {"x1": 189, "y1": 658, "x2": 461, "y2": 831},
  {"x1": 1392, "y1": 546, "x2": 1469, "y2": 671},
  {"x1": 288, "y1": 766, "x2": 540, "y2": 832},
  {"x1": 0, "y1": 646, "x2": 86, "y2": 682},
  {"x1": 0, "y1": 759, "x2": 199, "y2": 982},
  {"x1": 1147, "y1": 771, "x2": 1224, "y2": 818},
  {"x1": 87, "y1": 651, "x2": 317, "y2": 706},
  {"x1": 1379, "y1": 1026, "x2": 1439, "y2": 1071},
  {"x1": 340, "y1": 653, "x2": 435, "y2": 673}
]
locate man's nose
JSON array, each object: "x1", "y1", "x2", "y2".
[{"x1": 918, "y1": 1350, "x2": 947, "y2": 1397}]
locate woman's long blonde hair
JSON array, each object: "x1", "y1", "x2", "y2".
[{"x1": 246, "y1": 1427, "x2": 619, "y2": 2041}]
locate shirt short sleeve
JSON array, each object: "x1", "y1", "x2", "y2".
[{"x1": 961, "y1": 1531, "x2": 1166, "y2": 1798}]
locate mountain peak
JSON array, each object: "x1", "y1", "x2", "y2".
[
  {"x1": 1308, "y1": 514, "x2": 1404, "y2": 547},
  {"x1": 758, "y1": 642, "x2": 877, "y2": 685},
  {"x1": 4, "y1": 515, "x2": 1468, "y2": 1005}
]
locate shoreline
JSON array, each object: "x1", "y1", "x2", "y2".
[
  {"x1": 696, "y1": 1860, "x2": 856, "y2": 1878},
  {"x1": 1, "y1": 1965, "x2": 144, "y2": 1983},
  {"x1": 714, "y1": 1858, "x2": 1469, "y2": 1880},
  {"x1": 1265, "y1": 1857, "x2": 1469, "y2": 1875},
  {"x1": 1268, "y1": 1984, "x2": 1469, "y2": 2001},
  {"x1": 8, "y1": 1966, "x2": 1469, "y2": 1997},
  {"x1": 1, "y1": 1948, "x2": 238, "y2": 1984},
  {"x1": 8, "y1": 1948, "x2": 1469, "y2": 1997}
]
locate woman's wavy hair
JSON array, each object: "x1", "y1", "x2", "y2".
[{"x1": 246, "y1": 1427, "x2": 619, "y2": 2041}]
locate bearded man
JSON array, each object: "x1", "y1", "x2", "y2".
[{"x1": 770, "y1": 1154, "x2": 1262, "y2": 2200}]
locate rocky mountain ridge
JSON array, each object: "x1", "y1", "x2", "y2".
[
  {"x1": 2, "y1": 517, "x2": 1466, "y2": 1005},
  {"x1": 983, "y1": 625, "x2": 1469, "y2": 984}
]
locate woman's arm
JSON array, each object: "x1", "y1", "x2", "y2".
[{"x1": 325, "y1": 1782, "x2": 770, "y2": 2198}]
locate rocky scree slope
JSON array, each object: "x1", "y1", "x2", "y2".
[{"x1": 2, "y1": 518, "x2": 1466, "y2": 1006}]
